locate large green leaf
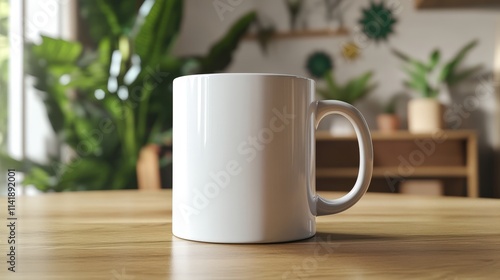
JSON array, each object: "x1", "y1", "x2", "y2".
[
  {"x1": 145, "y1": 74, "x2": 175, "y2": 135},
  {"x1": 0, "y1": 152, "x2": 40, "y2": 172},
  {"x1": 393, "y1": 48, "x2": 427, "y2": 70},
  {"x1": 403, "y1": 64, "x2": 428, "y2": 95},
  {"x1": 317, "y1": 71, "x2": 375, "y2": 104},
  {"x1": 67, "y1": 40, "x2": 110, "y2": 91},
  {"x1": 1, "y1": 154, "x2": 60, "y2": 192},
  {"x1": 323, "y1": 70, "x2": 339, "y2": 98},
  {"x1": 44, "y1": 85, "x2": 70, "y2": 134},
  {"x1": 23, "y1": 167, "x2": 54, "y2": 192},
  {"x1": 200, "y1": 11, "x2": 256, "y2": 73},
  {"x1": 428, "y1": 49, "x2": 440, "y2": 70},
  {"x1": 31, "y1": 36, "x2": 82, "y2": 65},
  {"x1": 65, "y1": 103, "x2": 110, "y2": 155},
  {"x1": 96, "y1": 0, "x2": 122, "y2": 36},
  {"x1": 0, "y1": 16, "x2": 8, "y2": 36},
  {"x1": 78, "y1": 0, "x2": 137, "y2": 43},
  {"x1": 391, "y1": 48, "x2": 410, "y2": 62},
  {"x1": 132, "y1": 0, "x2": 183, "y2": 66},
  {"x1": 57, "y1": 159, "x2": 112, "y2": 191},
  {"x1": 344, "y1": 71, "x2": 376, "y2": 103},
  {"x1": 404, "y1": 79, "x2": 436, "y2": 98},
  {"x1": 26, "y1": 41, "x2": 73, "y2": 134},
  {"x1": 392, "y1": 47, "x2": 435, "y2": 97}
]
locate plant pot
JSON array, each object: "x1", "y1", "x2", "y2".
[
  {"x1": 407, "y1": 98, "x2": 443, "y2": 133},
  {"x1": 377, "y1": 114, "x2": 400, "y2": 132}
]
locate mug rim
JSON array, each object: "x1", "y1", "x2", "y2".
[{"x1": 174, "y1": 73, "x2": 312, "y2": 82}]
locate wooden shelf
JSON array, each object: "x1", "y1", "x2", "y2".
[
  {"x1": 316, "y1": 130, "x2": 476, "y2": 141},
  {"x1": 415, "y1": 0, "x2": 500, "y2": 9},
  {"x1": 317, "y1": 167, "x2": 469, "y2": 178},
  {"x1": 244, "y1": 27, "x2": 348, "y2": 40},
  {"x1": 315, "y1": 130, "x2": 478, "y2": 197}
]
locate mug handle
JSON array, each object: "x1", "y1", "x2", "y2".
[{"x1": 314, "y1": 100, "x2": 374, "y2": 216}]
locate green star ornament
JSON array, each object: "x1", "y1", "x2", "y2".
[
  {"x1": 359, "y1": 1, "x2": 397, "y2": 42},
  {"x1": 306, "y1": 51, "x2": 333, "y2": 78}
]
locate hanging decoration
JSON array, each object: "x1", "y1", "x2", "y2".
[
  {"x1": 306, "y1": 51, "x2": 333, "y2": 78},
  {"x1": 358, "y1": 1, "x2": 397, "y2": 43},
  {"x1": 284, "y1": 0, "x2": 304, "y2": 31},
  {"x1": 341, "y1": 41, "x2": 360, "y2": 61}
]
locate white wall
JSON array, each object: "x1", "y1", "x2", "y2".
[{"x1": 174, "y1": 0, "x2": 499, "y2": 196}]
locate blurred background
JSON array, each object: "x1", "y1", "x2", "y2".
[{"x1": 0, "y1": 0, "x2": 499, "y2": 198}]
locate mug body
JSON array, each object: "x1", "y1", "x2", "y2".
[{"x1": 173, "y1": 73, "x2": 316, "y2": 243}]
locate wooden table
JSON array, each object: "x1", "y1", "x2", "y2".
[{"x1": 1, "y1": 190, "x2": 499, "y2": 279}]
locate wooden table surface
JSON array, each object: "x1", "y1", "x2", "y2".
[{"x1": 1, "y1": 190, "x2": 500, "y2": 279}]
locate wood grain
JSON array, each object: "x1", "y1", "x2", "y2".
[
  {"x1": 1, "y1": 190, "x2": 499, "y2": 279},
  {"x1": 244, "y1": 28, "x2": 349, "y2": 40}
]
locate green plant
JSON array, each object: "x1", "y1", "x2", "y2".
[
  {"x1": 317, "y1": 70, "x2": 377, "y2": 104},
  {"x1": 392, "y1": 40, "x2": 482, "y2": 98},
  {"x1": 306, "y1": 51, "x2": 376, "y2": 104},
  {"x1": 78, "y1": 0, "x2": 138, "y2": 45},
  {"x1": 6, "y1": 0, "x2": 256, "y2": 191}
]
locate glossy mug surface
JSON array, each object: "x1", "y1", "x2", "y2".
[{"x1": 173, "y1": 73, "x2": 373, "y2": 243}]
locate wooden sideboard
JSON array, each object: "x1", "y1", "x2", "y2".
[{"x1": 316, "y1": 130, "x2": 478, "y2": 197}]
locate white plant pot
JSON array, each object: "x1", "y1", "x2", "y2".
[{"x1": 407, "y1": 98, "x2": 443, "y2": 133}]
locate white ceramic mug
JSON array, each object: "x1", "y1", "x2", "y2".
[{"x1": 172, "y1": 73, "x2": 373, "y2": 243}]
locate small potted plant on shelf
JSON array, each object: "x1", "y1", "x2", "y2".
[
  {"x1": 377, "y1": 95, "x2": 400, "y2": 133},
  {"x1": 392, "y1": 40, "x2": 481, "y2": 133},
  {"x1": 306, "y1": 51, "x2": 377, "y2": 134}
]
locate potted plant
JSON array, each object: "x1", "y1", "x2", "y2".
[
  {"x1": 377, "y1": 95, "x2": 400, "y2": 133},
  {"x1": 306, "y1": 51, "x2": 377, "y2": 134},
  {"x1": 392, "y1": 40, "x2": 481, "y2": 133},
  {"x1": 1, "y1": 0, "x2": 256, "y2": 191}
]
